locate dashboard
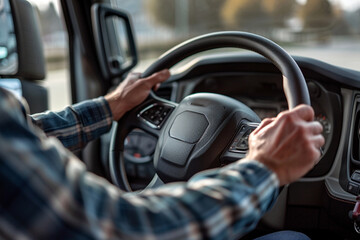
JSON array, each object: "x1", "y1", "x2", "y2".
[
  {"x1": 122, "y1": 53, "x2": 360, "y2": 203},
  {"x1": 124, "y1": 54, "x2": 343, "y2": 186},
  {"x1": 186, "y1": 72, "x2": 341, "y2": 178},
  {"x1": 117, "y1": 53, "x2": 360, "y2": 237}
]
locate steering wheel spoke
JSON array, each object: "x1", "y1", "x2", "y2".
[
  {"x1": 136, "y1": 99, "x2": 177, "y2": 137},
  {"x1": 221, "y1": 121, "x2": 259, "y2": 164},
  {"x1": 143, "y1": 173, "x2": 165, "y2": 190},
  {"x1": 110, "y1": 94, "x2": 177, "y2": 191},
  {"x1": 119, "y1": 94, "x2": 177, "y2": 138}
]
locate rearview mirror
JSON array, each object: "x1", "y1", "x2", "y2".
[{"x1": 91, "y1": 4, "x2": 138, "y2": 81}]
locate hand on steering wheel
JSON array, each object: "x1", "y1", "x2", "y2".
[
  {"x1": 246, "y1": 104, "x2": 324, "y2": 186},
  {"x1": 105, "y1": 70, "x2": 170, "y2": 121}
]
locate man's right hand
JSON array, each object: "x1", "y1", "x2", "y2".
[{"x1": 245, "y1": 104, "x2": 325, "y2": 186}]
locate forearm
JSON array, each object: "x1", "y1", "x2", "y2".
[
  {"x1": 1, "y1": 124, "x2": 278, "y2": 240},
  {"x1": 5, "y1": 151, "x2": 278, "y2": 239},
  {"x1": 124, "y1": 160, "x2": 279, "y2": 239},
  {"x1": 30, "y1": 97, "x2": 113, "y2": 152}
]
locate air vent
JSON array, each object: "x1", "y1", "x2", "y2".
[{"x1": 351, "y1": 100, "x2": 360, "y2": 165}]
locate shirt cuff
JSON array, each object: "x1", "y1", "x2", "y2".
[
  {"x1": 236, "y1": 159, "x2": 280, "y2": 188},
  {"x1": 71, "y1": 96, "x2": 114, "y2": 140},
  {"x1": 97, "y1": 96, "x2": 113, "y2": 121}
]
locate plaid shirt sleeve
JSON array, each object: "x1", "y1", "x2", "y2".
[
  {"x1": 30, "y1": 97, "x2": 113, "y2": 152},
  {"x1": 0, "y1": 88, "x2": 279, "y2": 240}
]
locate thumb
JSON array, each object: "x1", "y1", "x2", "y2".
[
  {"x1": 153, "y1": 83, "x2": 161, "y2": 91},
  {"x1": 293, "y1": 104, "x2": 314, "y2": 122}
]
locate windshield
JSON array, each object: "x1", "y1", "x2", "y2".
[{"x1": 111, "y1": 0, "x2": 360, "y2": 71}]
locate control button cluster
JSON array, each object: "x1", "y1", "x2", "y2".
[
  {"x1": 348, "y1": 182, "x2": 360, "y2": 195},
  {"x1": 139, "y1": 104, "x2": 174, "y2": 128},
  {"x1": 229, "y1": 123, "x2": 259, "y2": 153},
  {"x1": 346, "y1": 171, "x2": 360, "y2": 195},
  {"x1": 351, "y1": 171, "x2": 360, "y2": 183}
]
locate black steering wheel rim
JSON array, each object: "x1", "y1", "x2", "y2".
[
  {"x1": 109, "y1": 31, "x2": 310, "y2": 191},
  {"x1": 143, "y1": 31, "x2": 310, "y2": 109}
]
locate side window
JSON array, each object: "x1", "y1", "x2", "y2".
[
  {"x1": 0, "y1": 0, "x2": 18, "y2": 75},
  {"x1": 28, "y1": 0, "x2": 70, "y2": 110},
  {"x1": 111, "y1": 0, "x2": 360, "y2": 71}
]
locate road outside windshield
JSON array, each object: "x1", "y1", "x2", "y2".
[{"x1": 28, "y1": 0, "x2": 360, "y2": 110}]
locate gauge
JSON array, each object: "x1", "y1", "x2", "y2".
[
  {"x1": 124, "y1": 129, "x2": 157, "y2": 164},
  {"x1": 315, "y1": 113, "x2": 331, "y2": 155},
  {"x1": 316, "y1": 114, "x2": 331, "y2": 135}
]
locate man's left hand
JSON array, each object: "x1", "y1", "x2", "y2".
[{"x1": 105, "y1": 69, "x2": 170, "y2": 121}]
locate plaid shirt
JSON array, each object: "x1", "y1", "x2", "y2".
[{"x1": 0, "y1": 88, "x2": 279, "y2": 240}]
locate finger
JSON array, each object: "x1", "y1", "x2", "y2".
[
  {"x1": 312, "y1": 134, "x2": 325, "y2": 149},
  {"x1": 292, "y1": 104, "x2": 315, "y2": 122},
  {"x1": 127, "y1": 72, "x2": 142, "y2": 82},
  {"x1": 308, "y1": 121, "x2": 323, "y2": 135},
  {"x1": 145, "y1": 69, "x2": 170, "y2": 86},
  {"x1": 311, "y1": 141, "x2": 324, "y2": 166},
  {"x1": 307, "y1": 140, "x2": 324, "y2": 167},
  {"x1": 153, "y1": 83, "x2": 161, "y2": 91},
  {"x1": 132, "y1": 72, "x2": 142, "y2": 77},
  {"x1": 252, "y1": 118, "x2": 275, "y2": 135}
]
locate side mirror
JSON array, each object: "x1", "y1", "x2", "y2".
[
  {"x1": 91, "y1": 4, "x2": 138, "y2": 81},
  {"x1": 1, "y1": 0, "x2": 46, "y2": 80}
]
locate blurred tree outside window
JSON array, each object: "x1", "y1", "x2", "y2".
[
  {"x1": 111, "y1": 0, "x2": 360, "y2": 71},
  {"x1": 221, "y1": 0, "x2": 272, "y2": 32},
  {"x1": 300, "y1": 0, "x2": 335, "y2": 29},
  {"x1": 146, "y1": 0, "x2": 224, "y2": 36}
]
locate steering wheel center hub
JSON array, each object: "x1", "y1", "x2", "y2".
[
  {"x1": 154, "y1": 93, "x2": 260, "y2": 183},
  {"x1": 170, "y1": 111, "x2": 209, "y2": 144}
]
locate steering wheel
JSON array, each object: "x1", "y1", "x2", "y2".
[{"x1": 109, "y1": 31, "x2": 310, "y2": 191}]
